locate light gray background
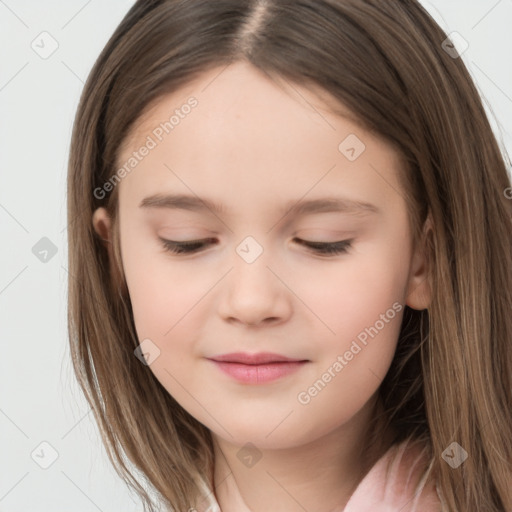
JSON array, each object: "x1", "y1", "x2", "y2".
[{"x1": 1, "y1": 1, "x2": 511, "y2": 510}]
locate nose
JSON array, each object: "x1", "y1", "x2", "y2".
[{"x1": 217, "y1": 251, "x2": 292, "y2": 327}]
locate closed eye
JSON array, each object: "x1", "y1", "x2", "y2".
[
  {"x1": 292, "y1": 238, "x2": 352, "y2": 255},
  {"x1": 159, "y1": 237, "x2": 216, "y2": 254},
  {"x1": 159, "y1": 237, "x2": 353, "y2": 256}
]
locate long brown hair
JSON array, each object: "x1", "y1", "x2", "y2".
[{"x1": 66, "y1": 1, "x2": 512, "y2": 510}]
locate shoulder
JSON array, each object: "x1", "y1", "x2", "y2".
[{"x1": 344, "y1": 437, "x2": 442, "y2": 512}]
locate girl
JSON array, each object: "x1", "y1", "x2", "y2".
[{"x1": 66, "y1": 1, "x2": 512, "y2": 511}]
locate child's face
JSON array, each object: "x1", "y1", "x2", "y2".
[{"x1": 94, "y1": 61, "x2": 429, "y2": 449}]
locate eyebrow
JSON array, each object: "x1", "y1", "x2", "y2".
[{"x1": 139, "y1": 193, "x2": 380, "y2": 217}]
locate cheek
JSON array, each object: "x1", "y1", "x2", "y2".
[
  {"x1": 293, "y1": 250, "x2": 407, "y2": 401},
  {"x1": 291, "y1": 272, "x2": 405, "y2": 442},
  {"x1": 120, "y1": 229, "x2": 190, "y2": 340},
  {"x1": 298, "y1": 252, "x2": 408, "y2": 341}
]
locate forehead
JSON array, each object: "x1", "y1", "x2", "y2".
[
  {"x1": 116, "y1": 61, "x2": 406, "y2": 215},
  {"x1": 119, "y1": 61, "x2": 389, "y2": 157}
]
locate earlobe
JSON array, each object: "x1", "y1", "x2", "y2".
[
  {"x1": 92, "y1": 207, "x2": 112, "y2": 245},
  {"x1": 405, "y1": 214, "x2": 434, "y2": 311}
]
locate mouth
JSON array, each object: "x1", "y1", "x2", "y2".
[{"x1": 207, "y1": 352, "x2": 309, "y2": 384}]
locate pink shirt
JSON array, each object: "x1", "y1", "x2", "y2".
[
  {"x1": 343, "y1": 438, "x2": 442, "y2": 511},
  {"x1": 197, "y1": 438, "x2": 443, "y2": 511}
]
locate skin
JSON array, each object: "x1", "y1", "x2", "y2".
[{"x1": 93, "y1": 61, "x2": 431, "y2": 512}]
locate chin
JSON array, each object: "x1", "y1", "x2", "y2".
[{"x1": 210, "y1": 419, "x2": 316, "y2": 452}]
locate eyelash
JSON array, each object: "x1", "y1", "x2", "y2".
[{"x1": 158, "y1": 237, "x2": 352, "y2": 256}]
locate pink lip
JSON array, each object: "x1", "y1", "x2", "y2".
[
  {"x1": 207, "y1": 352, "x2": 309, "y2": 384},
  {"x1": 209, "y1": 352, "x2": 305, "y2": 364}
]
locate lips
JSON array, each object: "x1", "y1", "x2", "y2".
[
  {"x1": 208, "y1": 352, "x2": 307, "y2": 364},
  {"x1": 207, "y1": 352, "x2": 309, "y2": 384}
]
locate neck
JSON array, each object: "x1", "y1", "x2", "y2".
[{"x1": 211, "y1": 394, "x2": 395, "y2": 512}]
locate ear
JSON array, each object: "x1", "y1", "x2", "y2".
[
  {"x1": 92, "y1": 206, "x2": 128, "y2": 295},
  {"x1": 92, "y1": 207, "x2": 112, "y2": 245},
  {"x1": 405, "y1": 213, "x2": 433, "y2": 311}
]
